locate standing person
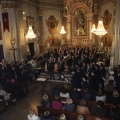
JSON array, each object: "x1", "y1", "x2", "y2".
[
  {"x1": 67, "y1": 54, "x2": 73, "y2": 73},
  {"x1": 71, "y1": 69, "x2": 82, "y2": 91},
  {"x1": 47, "y1": 58, "x2": 55, "y2": 80},
  {"x1": 58, "y1": 58, "x2": 65, "y2": 80},
  {"x1": 0, "y1": 84, "x2": 10, "y2": 101}
]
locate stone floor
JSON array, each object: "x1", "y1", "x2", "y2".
[{"x1": 0, "y1": 81, "x2": 71, "y2": 120}]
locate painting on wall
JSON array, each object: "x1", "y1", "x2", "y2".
[
  {"x1": 102, "y1": 10, "x2": 112, "y2": 30},
  {"x1": 0, "y1": 22, "x2": 2, "y2": 40},
  {"x1": 74, "y1": 7, "x2": 87, "y2": 36}
]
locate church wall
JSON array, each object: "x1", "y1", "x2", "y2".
[
  {"x1": 0, "y1": 5, "x2": 7, "y2": 61},
  {"x1": 99, "y1": 0, "x2": 114, "y2": 53},
  {"x1": 42, "y1": 9, "x2": 62, "y2": 46},
  {"x1": 99, "y1": 1, "x2": 114, "y2": 37}
]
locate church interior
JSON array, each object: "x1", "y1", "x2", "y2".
[{"x1": 0, "y1": 0, "x2": 120, "y2": 120}]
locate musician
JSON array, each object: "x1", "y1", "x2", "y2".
[
  {"x1": 67, "y1": 54, "x2": 73, "y2": 73},
  {"x1": 58, "y1": 58, "x2": 65, "y2": 80},
  {"x1": 47, "y1": 58, "x2": 55, "y2": 80}
]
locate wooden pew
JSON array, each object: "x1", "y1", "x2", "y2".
[
  {"x1": 0, "y1": 95, "x2": 7, "y2": 113},
  {"x1": 37, "y1": 106, "x2": 111, "y2": 120},
  {"x1": 49, "y1": 95, "x2": 120, "y2": 109}
]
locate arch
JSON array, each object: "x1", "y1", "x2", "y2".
[{"x1": 69, "y1": 3, "x2": 90, "y2": 15}]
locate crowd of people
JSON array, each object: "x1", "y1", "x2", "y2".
[{"x1": 0, "y1": 45, "x2": 120, "y2": 119}]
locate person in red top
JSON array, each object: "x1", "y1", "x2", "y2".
[{"x1": 52, "y1": 95, "x2": 63, "y2": 110}]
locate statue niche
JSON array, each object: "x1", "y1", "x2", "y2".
[{"x1": 74, "y1": 7, "x2": 87, "y2": 36}]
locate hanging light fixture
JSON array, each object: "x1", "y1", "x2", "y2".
[
  {"x1": 25, "y1": 1, "x2": 36, "y2": 39},
  {"x1": 60, "y1": 26, "x2": 66, "y2": 34},
  {"x1": 91, "y1": 21, "x2": 107, "y2": 35},
  {"x1": 25, "y1": 25, "x2": 36, "y2": 39},
  {"x1": 90, "y1": 24, "x2": 97, "y2": 33}
]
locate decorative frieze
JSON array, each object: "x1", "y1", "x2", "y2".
[{"x1": 0, "y1": 0, "x2": 22, "y2": 8}]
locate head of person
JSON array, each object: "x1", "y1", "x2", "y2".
[
  {"x1": 66, "y1": 98, "x2": 73, "y2": 105},
  {"x1": 61, "y1": 87, "x2": 68, "y2": 94},
  {"x1": 113, "y1": 90, "x2": 119, "y2": 98},
  {"x1": 43, "y1": 110, "x2": 51, "y2": 119},
  {"x1": 59, "y1": 114, "x2": 67, "y2": 120},
  {"x1": 77, "y1": 115, "x2": 85, "y2": 120},
  {"x1": 97, "y1": 100, "x2": 104, "y2": 107},
  {"x1": 43, "y1": 94, "x2": 49, "y2": 101},
  {"x1": 79, "y1": 99, "x2": 87, "y2": 106},
  {"x1": 55, "y1": 95, "x2": 60, "y2": 101},
  {"x1": 111, "y1": 104, "x2": 119, "y2": 112},
  {"x1": 95, "y1": 117, "x2": 102, "y2": 120},
  {"x1": 97, "y1": 90, "x2": 103, "y2": 96}
]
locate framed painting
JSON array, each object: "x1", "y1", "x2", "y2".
[{"x1": 73, "y1": 7, "x2": 87, "y2": 36}]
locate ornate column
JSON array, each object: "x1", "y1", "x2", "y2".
[
  {"x1": 66, "y1": 15, "x2": 72, "y2": 46},
  {"x1": 113, "y1": 0, "x2": 120, "y2": 66},
  {"x1": 1, "y1": 0, "x2": 23, "y2": 62},
  {"x1": 88, "y1": 13, "x2": 94, "y2": 44}
]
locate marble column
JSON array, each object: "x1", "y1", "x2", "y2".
[
  {"x1": 66, "y1": 15, "x2": 72, "y2": 46},
  {"x1": 113, "y1": 0, "x2": 120, "y2": 66}
]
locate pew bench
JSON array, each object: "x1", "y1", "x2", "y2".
[
  {"x1": 37, "y1": 106, "x2": 111, "y2": 120},
  {"x1": 49, "y1": 95, "x2": 120, "y2": 109}
]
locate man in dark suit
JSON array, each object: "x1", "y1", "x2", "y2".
[
  {"x1": 71, "y1": 69, "x2": 82, "y2": 90},
  {"x1": 47, "y1": 58, "x2": 55, "y2": 80},
  {"x1": 58, "y1": 58, "x2": 65, "y2": 80}
]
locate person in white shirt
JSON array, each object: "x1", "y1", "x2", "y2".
[
  {"x1": 0, "y1": 84, "x2": 10, "y2": 101},
  {"x1": 60, "y1": 87, "x2": 70, "y2": 98},
  {"x1": 96, "y1": 90, "x2": 106, "y2": 102}
]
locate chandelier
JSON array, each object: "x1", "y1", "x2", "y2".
[
  {"x1": 60, "y1": 26, "x2": 66, "y2": 34},
  {"x1": 25, "y1": 25, "x2": 36, "y2": 39},
  {"x1": 90, "y1": 24, "x2": 97, "y2": 33},
  {"x1": 91, "y1": 21, "x2": 107, "y2": 35},
  {"x1": 25, "y1": 1, "x2": 37, "y2": 39}
]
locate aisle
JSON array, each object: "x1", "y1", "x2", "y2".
[
  {"x1": 0, "y1": 82, "x2": 71, "y2": 120},
  {"x1": 0, "y1": 84, "x2": 41, "y2": 120}
]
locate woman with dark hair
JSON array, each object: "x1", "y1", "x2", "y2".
[{"x1": 108, "y1": 104, "x2": 120, "y2": 119}]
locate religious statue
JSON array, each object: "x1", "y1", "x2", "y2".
[{"x1": 74, "y1": 8, "x2": 87, "y2": 36}]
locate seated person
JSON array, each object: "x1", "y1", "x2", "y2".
[
  {"x1": 90, "y1": 100, "x2": 107, "y2": 118},
  {"x1": 60, "y1": 87, "x2": 70, "y2": 98},
  {"x1": 52, "y1": 95, "x2": 63, "y2": 110},
  {"x1": 108, "y1": 104, "x2": 120, "y2": 119},
  {"x1": 76, "y1": 99, "x2": 90, "y2": 115},
  {"x1": 0, "y1": 84, "x2": 10, "y2": 101},
  {"x1": 81, "y1": 87, "x2": 93, "y2": 101},
  {"x1": 63, "y1": 98, "x2": 76, "y2": 112},
  {"x1": 96, "y1": 90, "x2": 106, "y2": 102},
  {"x1": 95, "y1": 117, "x2": 103, "y2": 120},
  {"x1": 41, "y1": 110, "x2": 52, "y2": 120},
  {"x1": 59, "y1": 114, "x2": 67, "y2": 120},
  {"x1": 107, "y1": 90, "x2": 120, "y2": 104},
  {"x1": 77, "y1": 115, "x2": 85, "y2": 120},
  {"x1": 41, "y1": 94, "x2": 51, "y2": 108}
]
